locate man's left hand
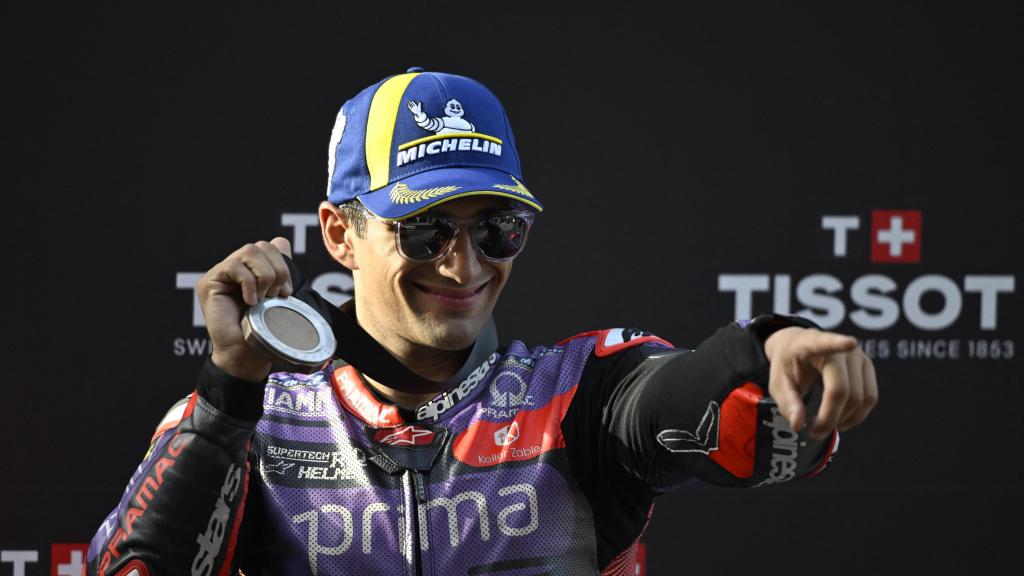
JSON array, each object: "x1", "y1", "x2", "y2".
[{"x1": 763, "y1": 327, "x2": 878, "y2": 439}]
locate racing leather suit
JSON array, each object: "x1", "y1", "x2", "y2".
[{"x1": 87, "y1": 309, "x2": 835, "y2": 576}]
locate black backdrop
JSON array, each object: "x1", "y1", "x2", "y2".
[{"x1": 3, "y1": 2, "x2": 1022, "y2": 575}]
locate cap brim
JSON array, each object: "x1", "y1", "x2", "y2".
[{"x1": 357, "y1": 167, "x2": 543, "y2": 219}]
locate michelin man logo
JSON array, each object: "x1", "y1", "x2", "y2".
[
  {"x1": 407, "y1": 98, "x2": 476, "y2": 134},
  {"x1": 395, "y1": 98, "x2": 502, "y2": 168}
]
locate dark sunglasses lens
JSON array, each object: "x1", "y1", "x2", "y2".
[
  {"x1": 474, "y1": 214, "x2": 530, "y2": 260},
  {"x1": 398, "y1": 218, "x2": 456, "y2": 260}
]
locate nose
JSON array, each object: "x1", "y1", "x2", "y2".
[{"x1": 437, "y1": 226, "x2": 482, "y2": 284}]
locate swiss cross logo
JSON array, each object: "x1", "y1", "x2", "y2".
[
  {"x1": 373, "y1": 425, "x2": 436, "y2": 446},
  {"x1": 871, "y1": 210, "x2": 922, "y2": 263},
  {"x1": 51, "y1": 543, "x2": 88, "y2": 576}
]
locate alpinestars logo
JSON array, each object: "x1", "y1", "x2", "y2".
[
  {"x1": 754, "y1": 407, "x2": 804, "y2": 487},
  {"x1": 374, "y1": 425, "x2": 436, "y2": 447},
  {"x1": 417, "y1": 353, "x2": 499, "y2": 421},
  {"x1": 656, "y1": 401, "x2": 720, "y2": 455},
  {"x1": 265, "y1": 460, "x2": 295, "y2": 475},
  {"x1": 192, "y1": 463, "x2": 243, "y2": 575}
]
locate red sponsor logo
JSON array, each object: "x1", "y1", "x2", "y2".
[
  {"x1": 51, "y1": 543, "x2": 88, "y2": 576},
  {"x1": 493, "y1": 421, "x2": 520, "y2": 446},
  {"x1": 332, "y1": 366, "x2": 403, "y2": 428},
  {"x1": 98, "y1": 433, "x2": 190, "y2": 575},
  {"x1": 373, "y1": 425, "x2": 436, "y2": 446},
  {"x1": 871, "y1": 209, "x2": 922, "y2": 263},
  {"x1": 453, "y1": 387, "x2": 577, "y2": 467},
  {"x1": 708, "y1": 382, "x2": 763, "y2": 479}
]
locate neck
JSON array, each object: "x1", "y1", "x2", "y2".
[
  {"x1": 343, "y1": 301, "x2": 472, "y2": 411},
  {"x1": 362, "y1": 345, "x2": 471, "y2": 411}
]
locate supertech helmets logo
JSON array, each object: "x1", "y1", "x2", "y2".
[
  {"x1": 261, "y1": 443, "x2": 367, "y2": 485},
  {"x1": 718, "y1": 209, "x2": 1017, "y2": 361},
  {"x1": 396, "y1": 98, "x2": 502, "y2": 168}
]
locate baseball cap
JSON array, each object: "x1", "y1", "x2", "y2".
[{"x1": 326, "y1": 67, "x2": 542, "y2": 219}]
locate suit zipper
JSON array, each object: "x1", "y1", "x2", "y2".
[
  {"x1": 405, "y1": 469, "x2": 429, "y2": 576},
  {"x1": 413, "y1": 470, "x2": 430, "y2": 576}
]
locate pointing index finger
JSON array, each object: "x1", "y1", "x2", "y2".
[
  {"x1": 799, "y1": 332, "x2": 858, "y2": 360},
  {"x1": 768, "y1": 357, "x2": 806, "y2": 432},
  {"x1": 811, "y1": 353, "x2": 851, "y2": 438}
]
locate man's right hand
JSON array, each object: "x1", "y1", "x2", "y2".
[{"x1": 196, "y1": 238, "x2": 294, "y2": 382}]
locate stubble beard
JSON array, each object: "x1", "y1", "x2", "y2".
[
  {"x1": 410, "y1": 313, "x2": 484, "y2": 351},
  {"x1": 361, "y1": 291, "x2": 487, "y2": 355}
]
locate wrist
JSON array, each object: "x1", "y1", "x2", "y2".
[
  {"x1": 212, "y1": 348, "x2": 271, "y2": 383},
  {"x1": 746, "y1": 313, "x2": 821, "y2": 361}
]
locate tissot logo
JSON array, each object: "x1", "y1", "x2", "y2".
[
  {"x1": 52, "y1": 543, "x2": 89, "y2": 576},
  {"x1": 374, "y1": 426, "x2": 437, "y2": 447},
  {"x1": 717, "y1": 209, "x2": 1017, "y2": 361},
  {"x1": 871, "y1": 210, "x2": 921, "y2": 263}
]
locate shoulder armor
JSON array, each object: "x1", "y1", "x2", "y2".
[
  {"x1": 151, "y1": 394, "x2": 196, "y2": 443},
  {"x1": 557, "y1": 327, "x2": 674, "y2": 357}
]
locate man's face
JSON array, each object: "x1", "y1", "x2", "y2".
[{"x1": 351, "y1": 196, "x2": 515, "y2": 352}]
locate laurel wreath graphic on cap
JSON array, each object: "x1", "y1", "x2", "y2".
[
  {"x1": 389, "y1": 183, "x2": 461, "y2": 205},
  {"x1": 492, "y1": 176, "x2": 534, "y2": 198}
]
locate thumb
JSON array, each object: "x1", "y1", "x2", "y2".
[{"x1": 270, "y1": 236, "x2": 293, "y2": 259}]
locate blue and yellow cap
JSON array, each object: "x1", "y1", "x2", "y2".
[{"x1": 326, "y1": 68, "x2": 542, "y2": 219}]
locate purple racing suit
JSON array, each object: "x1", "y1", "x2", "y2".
[{"x1": 87, "y1": 313, "x2": 836, "y2": 576}]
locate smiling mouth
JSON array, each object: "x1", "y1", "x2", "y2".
[{"x1": 411, "y1": 281, "x2": 489, "y2": 300}]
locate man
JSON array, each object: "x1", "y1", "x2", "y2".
[{"x1": 87, "y1": 68, "x2": 877, "y2": 576}]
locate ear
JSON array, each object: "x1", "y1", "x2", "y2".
[{"x1": 319, "y1": 201, "x2": 359, "y2": 270}]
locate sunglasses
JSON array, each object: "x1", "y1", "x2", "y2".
[{"x1": 364, "y1": 208, "x2": 536, "y2": 262}]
